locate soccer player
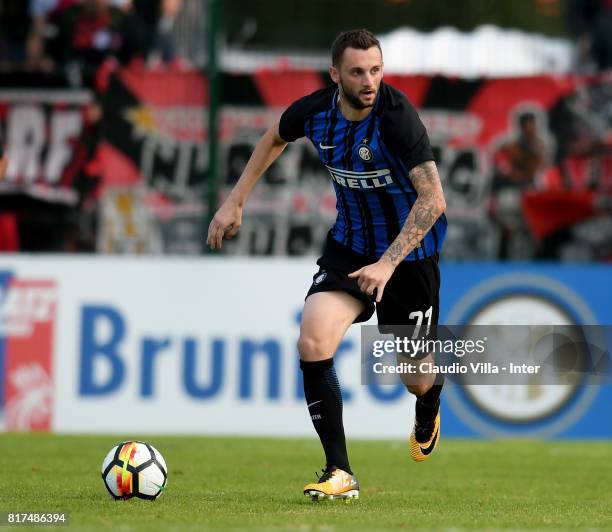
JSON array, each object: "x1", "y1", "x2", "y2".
[{"x1": 207, "y1": 29, "x2": 447, "y2": 500}]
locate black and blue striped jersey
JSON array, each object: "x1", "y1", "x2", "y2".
[{"x1": 278, "y1": 81, "x2": 447, "y2": 261}]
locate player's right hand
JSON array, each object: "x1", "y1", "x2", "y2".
[{"x1": 206, "y1": 199, "x2": 243, "y2": 250}]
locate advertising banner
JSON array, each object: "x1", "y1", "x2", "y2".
[
  {"x1": 0, "y1": 271, "x2": 56, "y2": 431},
  {"x1": 0, "y1": 256, "x2": 610, "y2": 438}
]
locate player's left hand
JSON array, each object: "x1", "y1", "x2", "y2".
[{"x1": 348, "y1": 261, "x2": 396, "y2": 303}]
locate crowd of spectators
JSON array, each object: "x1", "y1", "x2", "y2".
[
  {"x1": 2, "y1": 0, "x2": 611, "y2": 81},
  {"x1": 0, "y1": 0, "x2": 200, "y2": 252},
  {"x1": 0, "y1": 0, "x2": 203, "y2": 84}
]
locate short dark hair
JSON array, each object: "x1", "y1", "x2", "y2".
[{"x1": 331, "y1": 29, "x2": 382, "y2": 66}]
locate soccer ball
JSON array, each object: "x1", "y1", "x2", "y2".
[{"x1": 101, "y1": 441, "x2": 168, "y2": 500}]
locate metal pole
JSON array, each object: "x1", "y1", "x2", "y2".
[{"x1": 205, "y1": 0, "x2": 221, "y2": 252}]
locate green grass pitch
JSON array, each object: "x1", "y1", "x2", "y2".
[{"x1": 1, "y1": 434, "x2": 611, "y2": 530}]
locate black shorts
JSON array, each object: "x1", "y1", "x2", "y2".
[{"x1": 306, "y1": 234, "x2": 440, "y2": 329}]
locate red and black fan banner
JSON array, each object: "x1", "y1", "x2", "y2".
[
  {"x1": 0, "y1": 69, "x2": 610, "y2": 258},
  {"x1": 98, "y1": 67, "x2": 208, "y2": 200},
  {"x1": 213, "y1": 71, "x2": 612, "y2": 260},
  {"x1": 0, "y1": 89, "x2": 95, "y2": 206}
]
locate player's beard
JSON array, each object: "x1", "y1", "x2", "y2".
[{"x1": 339, "y1": 79, "x2": 376, "y2": 110}]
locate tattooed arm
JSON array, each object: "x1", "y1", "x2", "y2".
[
  {"x1": 380, "y1": 161, "x2": 446, "y2": 266},
  {"x1": 349, "y1": 160, "x2": 446, "y2": 301}
]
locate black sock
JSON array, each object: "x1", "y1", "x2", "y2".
[
  {"x1": 300, "y1": 358, "x2": 352, "y2": 474},
  {"x1": 416, "y1": 374, "x2": 445, "y2": 423}
]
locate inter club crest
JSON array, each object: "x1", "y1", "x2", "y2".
[{"x1": 357, "y1": 139, "x2": 372, "y2": 161}]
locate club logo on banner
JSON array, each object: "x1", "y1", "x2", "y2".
[
  {"x1": 0, "y1": 272, "x2": 56, "y2": 431},
  {"x1": 444, "y1": 273, "x2": 600, "y2": 437}
]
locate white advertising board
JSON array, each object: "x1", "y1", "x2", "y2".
[{"x1": 0, "y1": 256, "x2": 414, "y2": 438}]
